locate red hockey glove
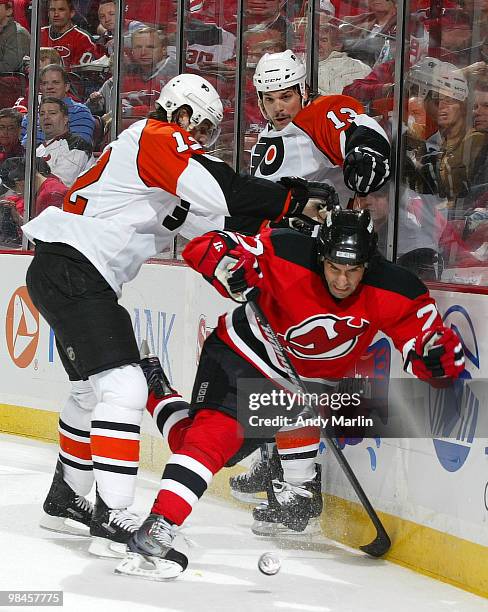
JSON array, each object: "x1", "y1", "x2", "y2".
[
  {"x1": 184, "y1": 232, "x2": 241, "y2": 300},
  {"x1": 215, "y1": 245, "x2": 263, "y2": 303},
  {"x1": 409, "y1": 327, "x2": 465, "y2": 381}
]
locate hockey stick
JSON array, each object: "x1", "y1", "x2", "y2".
[
  {"x1": 260, "y1": 442, "x2": 280, "y2": 509},
  {"x1": 248, "y1": 295, "x2": 391, "y2": 558}
]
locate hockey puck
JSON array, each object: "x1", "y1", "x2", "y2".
[{"x1": 258, "y1": 552, "x2": 281, "y2": 575}]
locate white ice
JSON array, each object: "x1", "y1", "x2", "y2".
[{"x1": 0, "y1": 433, "x2": 485, "y2": 612}]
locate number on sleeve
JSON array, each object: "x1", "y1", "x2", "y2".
[
  {"x1": 172, "y1": 131, "x2": 202, "y2": 153},
  {"x1": 417, "y1": 303, "x2": 438, "y2": 331},
  {"x1": 326, "y1": 107, "x2": 358, "y2": 130},
  {"x1": 162, "y1": 200, "x2": 190, "y2": 231},
  {"x1": 64, "y1": 148, "x2": 112, "y2": 215}
]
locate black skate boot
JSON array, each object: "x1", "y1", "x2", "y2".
[
  {"x1": 40, "y1": 460, "x2": 93, "y2": 536},
  {"x1": 229, "y1": 445, "x2": 283, "y2": 503},
  {"x1": 252, "y1": 465, "x2": 323, "y2": 536},
  {"x1": 139, "y1": 340, "x2": 176, "y2": 399},
  {"x1": 115, "y1": 514, "x2": 188, "y2": 580},
  {"x1": 89, "y1": 490, "x2": 141, "y2": 558}
]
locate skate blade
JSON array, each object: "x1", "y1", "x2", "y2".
[
  {"x1": 88, "y1": 536, "x2": 127, "y2": 558},
  {"x1": 251, "y1": 517, "x2": 321, "y2": 537},
  {"x1": 40, "y1": 513, "x2": 90, "y2": 537},
  {"x1": 114, "y1": 552, "x2": 184, "y2": 581},
  {"x1": 230, "y1": 489, "x2": 266, "y2": 504}
]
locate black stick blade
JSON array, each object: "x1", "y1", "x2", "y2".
[{"x1": 360, "y1": 533, "x2": 391, "y2": 557}]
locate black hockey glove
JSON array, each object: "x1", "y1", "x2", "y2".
[
  {"x1": 279, "y1": 176, "x2": 340, "y2": 216},
  {"x1": 343, "y1": 146, "x2": 390, "y2": 195}
]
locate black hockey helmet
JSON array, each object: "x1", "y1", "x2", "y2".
[{"x1": 317, "y1": 207, "x2": 378, "y2": 266}]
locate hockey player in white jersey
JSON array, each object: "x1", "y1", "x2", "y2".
[
  {"x1": 22, "y1": 73, "x2": 332, "y2": 559},
  {"x1": 183, "y1": 50, "x2": 390, "y2": 237}
]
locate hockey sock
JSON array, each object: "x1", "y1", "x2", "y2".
[
  {"x1": 58, "y1": 380, "x2": 96, "y2": 495},
  {"x1": 275, "y1": 426, "x2": 320, "y2": 484},
  {"x1": 146, "y1": 392, "x2": 192, "y2": 452},
  {"x1": 89, "y1": 365, "x2": 147, "y2": 509},
  {"x1": 151, "y1": 409, "x2": 244, "y2": 525}
]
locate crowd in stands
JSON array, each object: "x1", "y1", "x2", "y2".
[{"x1": 1, "y1": 0, "x2": 488, "y2": 283}]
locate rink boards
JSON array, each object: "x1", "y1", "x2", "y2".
[{"x1": 0, "y1": 252, "x2": 487, "y2": 598}]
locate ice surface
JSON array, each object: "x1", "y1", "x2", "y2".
[{"x1": 0, "y1": 434, "x2": 485, "y2": 612}]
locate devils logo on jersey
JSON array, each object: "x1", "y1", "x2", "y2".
[
  {"x1": 280, "y1": 314, "x2": 370, "y2": 360},
  {"x1": 250, "y1": 136, "x2": 285, "y2": 176}
]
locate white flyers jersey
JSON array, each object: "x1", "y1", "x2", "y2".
[
  {"x1": 250, "y1": 95, "x2": 383, "y2": 206},
  {"x1": 23, "y1": 118, "x2": 289, "y2": 296}
]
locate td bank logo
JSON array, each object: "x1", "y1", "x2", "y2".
[{"x1": 5, "y1": 287, "x2": 39, "y2": 368}]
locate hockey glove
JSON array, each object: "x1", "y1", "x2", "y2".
[
  {"x1": 215, "y1": 245, "x2": 263, "y2": 303},
  {"x1": 408, "y1": 326, "x2": 465, "y2": 381},
  {"x1": 343, "y1": 146, "x2": 390, "y2": 195},
  {"x1": 279, "y1": 176, "x2": 340, "y2": 216}
]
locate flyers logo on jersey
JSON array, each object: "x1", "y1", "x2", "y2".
[
  {"x1": 250, "y1": 137, "x2": 285, "y2": 176},
  {"x1": 281, "y1": 314, "x2": 370, "y2": 360},
  {"x1": 5, "y1": 287, "x2": 39, "y2": 368}
]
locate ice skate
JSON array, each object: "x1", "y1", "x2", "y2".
[
  {"x1": 89, "y1": 490, "x2": 141, "y2": 558},
  {"x1": 139, "y1": 340, "x2": 177, "y2": 399},
  {"x1": 40, "y1": 460, "x2": 93, "y2": 536},
  {"x1": 252, "y1": 466, "x2": 322, "y2": 536},
  {"x1": 229, "y1": 445, "x2": 283, "y2": 503},
  {"x1": 115, "y1": 514, "x2": 188, "y2": 580}
]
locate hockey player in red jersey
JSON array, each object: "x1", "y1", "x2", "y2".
[
  {"x1": 227, "y1": 49, "x2": 391, "y2": 506},
  {"x1": 22, "y1": 73, "x2": 332, "y2": 560},
  {"x1": 116, "y1": 209, "x2": 464, "y2": 579}
]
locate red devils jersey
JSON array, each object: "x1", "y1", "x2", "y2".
[
  {"x1": 40, "y1": 26, "x2": 98, "y2": 68},
  {"x1": 183, "y1": 228, "x2": 442, "y2": 382}
]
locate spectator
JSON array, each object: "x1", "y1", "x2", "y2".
[
  {"x1": 341, "y1": 0, "x2": 397, "y2": 68},
  {"x1": 12, "y1": 0, "x2": 30, "y2": 31},
  {"x1": 435, "y1": 73, "x2": 487, "y2": 213},
  {"x1": 40, "y1": 0, "x2": 98, "y2": 68},
  {"x1": 11, "y1": 48, "x2": 63, "y2": 114},
  {"x1": 188, "y1": 0, "x2": 237, "y2": 33},
  {"x1": 96, "y1": 0, "x2": 144, "y2": 57},
  {"x1": 37, "y1": 96, "x2": 93, "y2": 187},
  {"x1": 317, "y1": 15, "x2": 371, "y2": 96},
  {"x1": 245, "y1": 0, "x2": 289, "y2": 36},
  {"x1": 0, "y1": 107, "x2": 22, "y2": 163},
  {"x1": 0, "y1": 156, "x2": 67, "y2": 222},
  {"x1": 21, "y1": 63, "x2": 95, "y2": 146},
  {"x1": 469, "y1": 85, "x2": 488, "y2": 196},
  {"x1": 356, "y1": 184, "x2": 443, "y2": 279},
  {"x1": 122, "y1": 27, "x2": 176, "y2": 95},
  {"x1": 39, "y1": 46, "x2": 62, "y2": 68},
  {"x1": 124, "y1": 0, "x2": 177, "y2": 30},
  {"x1": 342, "y1": 58, "x2": 395, "y2": 108},
  {"x1": 0, "y1": 0, "x2": 30, "y2": 72},
  {"x1": 424, "y1": 9, "x2": 473, "y2": 68}
]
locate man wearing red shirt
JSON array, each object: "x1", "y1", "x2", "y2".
[{"x1": 40, "y1": 0, "x2": 97, "y2": 68}]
